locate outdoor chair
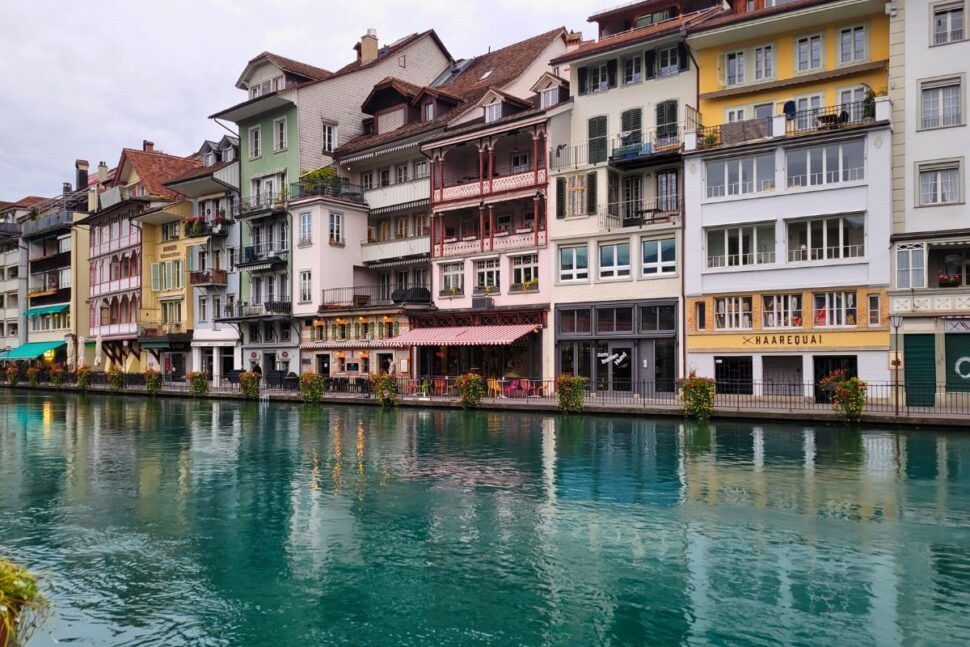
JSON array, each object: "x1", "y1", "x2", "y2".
[{"x1": 487, "y1": 378, "x2": 502, "y2": 398}]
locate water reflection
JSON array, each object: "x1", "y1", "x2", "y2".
[{"x1": 0, "y1": 391, "x2": 968, "y2": 646}]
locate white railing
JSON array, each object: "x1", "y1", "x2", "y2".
[
  {"x1": 89, "y1": 322, "x2": 139, "y2": 337},
  {"x1": 787, "y1": 245, "x2": 864, "y2": 262},
  {"x1": 891, "y1": 288, "x2": 970, "y2": 315},
  {"x1": 363, "y1": 179, "x2": 430, "y2": 211},
  {"x1": 90, "y1": 275, "x2": 141, "y2": 297},
  {"x1": 707, "y1": 252, "x2": 776, "y2": 269},
  {"x1": 437, "y1": 230, "x2": 546, "y2": 257},
  {"x1": 361, "y1": 235, "x2": 430, "y2": 264},
  {"x1": 90, "y1": 233, "x2": 140, "y2": 258},
  {"x1": 437, "y1": 169, "x2": 546, "y2": 202}
]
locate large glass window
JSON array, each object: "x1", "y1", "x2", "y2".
[
  {"x1": 919, "y1": 163, "x2": 961, "y2": 204},
  {"x1": 921, "y1": 80, "x2": 962, "y2": 128},
  {"x1": 475, "y1": 258, "x2": 500, "y2": 290},
  {"x1": 787, "y1": 215, "x2": 865, "y2": 262},
  {"x1": 442, "y1": 262, "x2": 464, "y2": 294},
  {"x1": 641, "y1": 238, "x2": 676, "y2": 275},
  {"x1": 596, "y1": 307, "x2": 634, "y2": 333},
  {"x1": 838, "y1": 25, "x2": 867, "y2": 64},
  {"x1": 726, "y1": 51, "x2": 744, "y2": 86},
  {"x1": 896, "y1": 244, "x2": 926, "y2": 289},
  {"x1": 714, "y1": 296, "x2": 753, "y2": 330},
  {"x1": 797, "y1": 34, "x2": 822, "y2": 72},
  {"x1": 762, "y1": 294, "x2": 803, "y2": 328},
  {"x1": 559, "y1": 245, "x2": 588, "y2": 281},
  {"x1": 599, "y1": 242, "x2": 630, "y2": 279},
  {"x1": 640, "y1": 304, "x2": 676, "y2": 331},
  {"x1": 560, "y1": 309, "x2": 592, "y2": 334},
  {"x1": 707, "y1": 153, "x2": 775, "y2": 197},
  {"x1": 786, "y1": 140, "x2": 865, "y2": 187},
  {"x1": 935, "y1": 3, "x2": 965, "y2": 44},
  {"x1": 814, "y1": 291, "x2": 857, "y2": 326},
  {"x1": 755, "y1": 44, "x2": 774, "y2": 80},
  {"x1": 706, "y1": 224, "x2": 775, "y2": 268}
]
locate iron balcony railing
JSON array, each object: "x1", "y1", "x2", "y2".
[
  {"x1": 242, "y1": 241, "x2": 288, "y2": 264},
  {"x1": 320, "y1": 284, "x2": 431, "y2": 309},
  {"x1": 184, "y1": 216, "x2": 234, "y2": 238},
  {"x1": 222, "y1": 301, "x2": 292, "y2": 318},
  {"x1": 603, "y1": 196, "x2": 682, "y2": 229},
  {"x1": 607, "y1": 128, "x2": 684, "y2": 163},
  {"x1": 786, "y1": 101, "x2": 874, "y2": 135},
  {"x1": 290, "y1": 180, "x2": 366, "y2": 204},
  {"x1": 240, "y1": 192, "x2": 285, "y2": 214}
]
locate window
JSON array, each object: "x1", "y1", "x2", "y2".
[
  {"x1": 838, "y1": 25, "x2": 867, "y2": 64},
  {"x1": 588, "y1": 116, "x2": 608, "y2": 163},
  {"x1": 919, "y1": 161, "x2": 963, "y2": 205},
  {"x1": 203, "y1": 152, "x2": 215, "y2": 166},
  {"x1": 706, "y1": 153, "x2": 775, "y2": 197},
  {"x1": 599, "y1": 241, "x2": 630, "y2": 279},
  {"x1": 299, "y1": 212, "x2": 312, "y2": 245},
  {"x1": 793, "y1": 95, "x2": 823, "y2": 131},
  {"x1": 379, "y1": 168, "x2": 390, "y2": 187},
  {"x1": 658, "y1": 46, "x2": 679, "y2": 77},
  {"x1": 511, "y1": 254, "x2": 539, "y2": 288},
  {"x1": 726, "y1": 51, "x2": 744, "y2": 86},
  {"x1": 248, "y1": 126, "x2": 261, "y2": 159},
  {"x1": 596, "y1": 307, "x2": 634, "y2": 333},
  {"x1": 896, "y1": 244, "x2": 926, "y2": 289},
  {"x1": 273, "y1": 117, "x2": 287, "y2": 151},
  {"x1": 199, "y1": 296, "x2": 208, "y2": 322},
  {"x1": 839, "y1": 86, "x2": 868, "y2": 120},
  {"x1": 300, "y1": 271, "x2": 312, "y2": 303},
  {"x1": 559, "y1": 245, "x2": 589, "y2": 281},
  {"x1": 485, "y1": 101, "x2": 502, "y2": 123},
  {"x1": 641, "y1": 238, "x2": 676, "y2": 276},
  {"x1": 623, "y1": 56, "x2": 642, "y2": 84},
  {"x1": 786, "y1": 139, "x2": 865, "y2": 187},
  {"x1": 640, "y1": 304, "x2": 676, "y2": 331},
  {"x1": 560, "y1": 309, "x2": 592, "y2": 334},
  {"x1": 396, "y1": 164, "x2": 409, "y2": 184},
  {"x1": 511, "y1": 153, "x2": 530, "y2": 173},
  {"x1": 755, "y1": 45, "x2": 774, "y2": 80},
  {"x1": 415, "y1": 215, "x2": 429, "y2": 235},
  {"x1": 762, "y1": 294, "x2": 803, "y2": 328},
  {"x1": 655, "y1": 100, "x2": 678, "y2": 144},
  {"x1": 541, "y1": 86, "x2": 560, "y2": 108},
  {"x1": 161, "y1": 301, "x2": 182, "y2": 325},
  {"x1": 715, "y1": 296, "x2": 753, "y2": 330},
  {"x1": 442, "y1": 262, "x2": 464, "y2": 294},
  {"x1": 161, "y1": 221, "x2": 180, "y2": 241},
  {"x1": 566, "y1": 173, "x2": 589, "y2": 216},
  {"x1": 868, "y1": 294, "x2": 881, "y2": 325},
  {"x1": 814, "y1": 291, "x2": 857, "y2": 326},
  {"x1": 796, "y1": 35, "x2": 822, "y2": 72},
  {"x1": 150, "y1": 260, "x2": 184, "y2": 291},
  {"x1": 727, "y1": 107, "x2": 746, "y2": 122},
  {"x1": 395, "y1": 217, "x2": 408, "y2": 239},
  {"x1": 934, "y1": 3, "x2": 965, "y2": 44},
  {"x1": 706, "y1": 224, "x2": 776, "y2": 268},
  {"x1": 590, "y1": 63, "x2": 609, "y2": 93},
  {"x1": 424, "y1": 102, "x2": 435, "y2": 121},
  {"x1": 787, "y1": 215, "x2": 865, "y2": 261},
  {"x1": 475, "y1": 258, "x2": 500, "y2": 291},
  {"x1": 920, "y1": 78, "x2": 963, "y2": 129},
  {"x1": 322, "y1": 123, "x2": 336, "y2": 153},
  {"x1": 223, "y1": 148, "x2": 234, "y2": 162},
  {"x1": 414, "y1": 160, "x2": 429, "y2": 179},
  {"x1": 361, "y1": 171, "x2": 374, "y2": 190},
  {"x1": 329, "y1": 212, "x2": 343, "y2": 243}
]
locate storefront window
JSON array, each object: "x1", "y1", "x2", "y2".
[
  {"x1": 762, "y1": 294, "x2": 802, "y2": 328},
  {"x1": 597, "y1": 307, "x2": 634, "y2": 333},
  {"x1": 714, "y1": 296, "x2": 753, "y2": 329},
  {"x1": 814, "y1": 291, "x2": 857, "y2": 326},
  {"x1": 560, "y1": 308, "x2": 592, "y2": 334},
  {"x1": 640, "y1": 304, "x2": 676, "y2": 331}
]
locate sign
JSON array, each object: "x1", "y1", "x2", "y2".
[
  {"x1": 597, "y1": 351, "x2": 628, "y2": 366},
  {"x1": 281, "y1": 351, "x2": 289, "y2": 359},
  {"x1": 250, "y1": 352, "x2": 257, "y2": 359},
  {"x1": 944, "y1": 319, "x2": 970, "y2": 333},
  {"x1": 945, "y1": 333, "x2": 970, "y2": 391},
  {"x1": 687, "y1": 330, "x2": 889, "y2": 352},
  {"x1": 743, "y1": 334, "x2": 825, "y2": 347}
]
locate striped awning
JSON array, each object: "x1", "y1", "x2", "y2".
[
  {"x1": 302, "y1": 340, "x2": 408, "y2": 350},
  {"x1": 377, "y1": 324, "x2": 538, "y2": 347}
]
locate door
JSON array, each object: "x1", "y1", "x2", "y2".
[
  {"x1": 762, "y1": 356, "x2": 802, "y2": 396},
  {"x1": 657, "y1": 170, "x2": 678, "y2": 213},
  {"x1": 378, "y1": 353, "x2": 393, "y2": 374},
  {"x1": 813, "y1": 355, "x2": 858, "y2": 403},
  {"x1": 945, "y1": 334, "x2": 970, "y2": 393},
  {"x1": 622, "y1": 176, "x2": 641, "y2": 225},
  {"x1": 316, "y1": 354, "x2": 331, "y2": 377},
  {"x1": 905, "y1": 334, "x2": 936, "y2": 406},
  {"x1": 714, "y1": 356, "x2": 753, "y2": 394},
  {"x1": 596, "y1": 341, "x2": 633, "y2": 393}
]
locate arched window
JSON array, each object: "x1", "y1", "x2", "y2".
[{"x1": 109, "y1": 297, "x2": 120, "y2": 325}]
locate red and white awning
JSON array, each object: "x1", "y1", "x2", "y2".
[{"x1": 377, "y1": 324, "x2": 539, "y2": 347}]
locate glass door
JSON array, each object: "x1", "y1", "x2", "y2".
[
  {"x1": 657, "y1": 170, "x2": 678, "y2": 212},
  {"x1": 596, "y1": 341, "x2": 633, "y2": 393}
]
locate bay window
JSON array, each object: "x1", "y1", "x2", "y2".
[
  {"x1": 706, "y1": 224, "x2": 775, "y2": 268},
  {"x1": 714, "y1": 296, "x2": 753, "y2": 330},
  {"x1": 787, "y1": 215, "x2": 865, "y2": 262},
  {"x1": 814, "y1": 291, "x2": 857, "y2": 327},
  {"x1": 706, "y1": 153, "x2": 775, "y2": 197}
]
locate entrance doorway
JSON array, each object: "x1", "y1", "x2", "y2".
[
  {"x1": 714, "y1": 356, "x2": 753, "y2": 394},
  {"x1": 763, "y1": 356, "x2": 802, "y2": 395},
  {"x1": 316, "y1": 354, "x2": 330, "y2": 377},
  {"x1": 377, "y1": 353, "x2": 394, "y2": 374},
  {"x1": 813, "y1": 355, "x2": 858, "y2": 403},
  {"x1": 162, "y1": 352, "x2": 186, "y2": 381},
  {"x1": 596, "y1": 341, "x2": 633, "y2": 392}
]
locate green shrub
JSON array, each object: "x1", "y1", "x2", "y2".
[
  {"x1": 25, "y1": 367, "x2": 40, "y2": 387},
  {"x1": 144, "y1": 368, "x2": 162, "y2": 395},
  {"x1": 5, "y1": 367, "x2": 18, "y2": 385},
  {"x1": 76, "y1": 366, "x2": 91, "y2": 390},
  {"x1": 454, "y1": 374, "x2": 485, "y2": 409},
  {"x1": 0, "y1": 557, "x2": 49, "y2": 647},
  {"x1": 556, "y1": 374, "x2": 587, "y2": 414},
  {"x1": 299, "y1": 372, "x2": 324, "y2": 403},
  {"x1": 369, "y1": 373, "x2": 398, "y2": 408},
  {"x1": 107, "y1": 366, "x2": 123, "y2": 391},
  {"x1": 819, "y1": 369, "x2": 868, "y2": 423},
  {"x1": 49, "y1": 365, "x2": 65, "y2": 387},
  {"x1": 680, "y1": 372, "x2": 716, "y2": 420},
  {"x1": 239, "y1": 371, "x2": 260, "y2": 400},
  {"x1": 188, "y1": 371, "x2": 209, "y2": 397}
]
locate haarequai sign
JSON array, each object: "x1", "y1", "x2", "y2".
[{"x1": 743, "y1": 334, "x2": 825, "y2": 346}]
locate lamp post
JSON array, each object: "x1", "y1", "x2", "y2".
[{"x1": 890, "y1": 314, "x2": 903, "y2": 416}]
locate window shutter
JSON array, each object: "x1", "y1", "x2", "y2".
[
  {"x1": 393, "y1": 322, "x2": 400, "y2": 337},
  {"x1": 378, "y1": 322, "x2": 384, "y2": 339},
  {"x1": 151, "y1": 263, "x2": 160, "y2": 291},
  {"x1": 588, "y1": 116, "x2": 607, "y2": 163},
  {"x1": 606, "y1": 59, "x2": 618, "y2": 88},
  {"x1": 556, "y1": 177, "x2": 566, "y2": 219},
  {"x1": 578, "y1": 66, "x2": 588, "y2": 95},
  {"x1": 645, "y1": 50, "x2": 657, "y2": 80},
  {"x1": 621, "y1": 109, "x2": 642, "y2": 134},
  {"x1": 331, "y1": 323, "x2": 337, "y2": 339},
  {"x1": 586, "y1": 172, "x2": 597, "y2": 215},
  {"x1": 354, "y1": 322, "x2": 360, "y2": 339},
  {"x1": 678, "y1": 43, "x2": 690, "y2": 72}
]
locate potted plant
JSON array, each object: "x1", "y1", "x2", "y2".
[{"x1": 939, "y1": 272, "x2": 962, "y2": 288}]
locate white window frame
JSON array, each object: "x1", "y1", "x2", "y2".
[
  {"x1": 659, "y1": 46, "x2": 679, "y2": 77},
  {"x1": 813, "y1": 291, "x2": 857, "y2": 327},
  {"x1": 540, "y1": 86, "x2": 559, "y2": 108},
  {"x1": 248, "y1": 125, "x2": 261, "y2": 159},
  {"x1": 510, "y1": 253, "x2": 539, "y2": 287},
  {"x1": 895, "y1": 243, "x2": 927, "y2": 289},
  {"x1": 299, "y1": 212, "x2": 312, "y2": 246},
  {"x1": 299, "y1": 271, "x2": 312, "y2": 303},
  {"x1": 322, "y1": 123, "x2": 337, "y2": 153},
  {"x1": 590, "y1": 64, "x2": 609, "y2": 94},
  {"x1": 932, "y1": 1, "x2": 966, "y2": 45},
  {"x1": 762, "y1": 294, "x2": 803, "y2": 329},
  {"x1": 706, "y1": 224, "x2": 776, "y2": 268},
  {"x1": 511, "y1": 152, "x2": 530, "y2": 173},
  {"x1": 796, "y1": 34, "x2": 823, "y2": 73},
  {"x1": 442, "y1": 262, "x2": 464, "y2": 293},
  {"x1": 919, "y1": 75, "x2": 965, "y2": 130},
  {"x1": 199, "y1": 296, "x2": 208, "y2": 322},
  {"x1": 706, "y1": 153, "x2": 776, "y2": 197},
  {"x1": 714, "y1": 296, "x2": 753, "y2": 330},
  {"x1": 598, "y1": 241, "x2": 631, "y2": 279},
  {"x1": 329, "y1": 212, "x2": 343, "y2": 244},
  {"x1": 622, "y1": 56, "x2": 642, "y2": 85},
  {"x1": 917, "y1": 158, "x2": 964, "y2": 206},
  {"x1": 786, "y1": 214, "x2": 866, "y2": 262},
  {"x1": 785, "y1": 139, "x2": 866, "y2": 188},
  {"x1": 754, "y1": 44, "x2": 774, "y2": 81},
  {"x1": 725, "y1": 50, "x2": 745, "y2": 86},
  {"x1": 396, "y1": 163, "x2": 409, "y2": 184},
  {"x1": 566, "y1": 173, "x2": 588, "y2": 217},
  {"x1": 867, "y1": 294, "x2": 881, "y2": 326},
  {"x1": 413, "y1": 160, "x2": 429, "y2": 179},
  {"x1": 837, "y1": 24, "x2": 868, "y2": 65},
  {"x1": 361, "y1": 171, "x2": 374, "y2": 190},
  {"x1": 641, "y1": 237, "x2": 677, "y2": 276},
  {"x1": 559, "y1": 245, "x2": 589, "y2": 282},
  {"x1": 475, "y1": 258, "x2": 500, "y2": 290},
  {"x1": 424, "y1": 102, "x2": 435, "y2": 121},
  {"x1": 273, "y1": 117, "x2": 287, "y2": 151},
  {"x1": 484, "y1": 100, "x2": 502, "y2": 123}
]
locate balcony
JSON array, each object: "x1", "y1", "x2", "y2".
[
  {"x1": 602, "y1": 196, "x2": 682, "y2": 230},
  {"x1": 221, "y1": 301, "x2": 292, "y2": 319},
  {"x1": 28, "y1": 250, "x2": 71, "y2": 274},
  {"x1": 22, "y1": 209, "x2": 73, "y2": 238},
  {"x1": 239, "y1": 241, "x2": 288, "y2": 268},
  {"x1": 320, "y1": 284, "x2": 431, "y2": 309},
  {"x1": 239, "y1": 192, "x2": 287, "y2": 216},
  {"x1": 434, "y1": 168, "x2": 546, "y2": 203},
  {"x1": 438, "y1": 230, "x2": 547, "y2": 258},
  {"x1": 190, "y1": 269, "x2": 229, "y2": 287},
  {"x1": 91, "y1": 275, "x2": 141, "y2": 297},
  {"x1": 184, "y1": 216, "x2": 233, "y2": 238},
  {"x1": 608, "y1": 129, "x2": 685, "y2": 169},
  {"x1": 360, "y1": 235, "x2": 430, "y2": 264},
  {"x1": 89, "y1": 322, "x2": 139, "y2": 337},
  {"x1": 98, "y1": 185, "x2": 139, "y2": 210},
  {"x1": 363, "y1": 179, "x2": 430, "y2": 212},
  {"x1": 91, "y1": 232, "x2": 140, "y2": 258},
  {"x1": 891, "y1": 288, "x2": 970, "y2": 315},
  {"x1": 786, "y1": 101, "x2": 875, "y2": 136},
  {"x1": 289, "y1": 179, "x2": 366, "y2": 205}
]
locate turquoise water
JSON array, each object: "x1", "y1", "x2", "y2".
[{"x1": 1, "y1": 392, "x2": 969, "y2": 646}]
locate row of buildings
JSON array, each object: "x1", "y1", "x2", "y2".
[{"x1": 2, "y1": 0, "x2": 968, "y2": 400}]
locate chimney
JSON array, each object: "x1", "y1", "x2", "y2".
[
  {"x1": 97, "y1": 161, "x2": 108, "y2": 184},
  {"x1": 565, "y1": 31, "x2": 583, "y2": 51},
  {"x1": 63, "y1": 182, "x2": 73, "y2": 195},
  {"x1": 143, "y1": 140, "x2": 154, "y2": 153},
  {"x1": 358, "y1": 28, "x2": 379, "y2": 65},
  {"x1": 75, "y1": 159, "x2": 89, "y2": 190}
]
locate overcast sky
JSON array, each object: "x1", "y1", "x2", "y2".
[{"x1": 0, "y1": 0, "x2": 603, "y2": 200}]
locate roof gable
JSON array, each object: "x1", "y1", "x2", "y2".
[
  {"x1": 113, "y1": 148, "x2": 202, "y2": 201},
  {"x1": 235, "y1": 51, "x2": 332, "y2": 90}
]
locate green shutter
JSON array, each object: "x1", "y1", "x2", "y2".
[
  {"x1": 945, "y1": 334, "x2": 970, "y2": 392},
  {"x1": 556, "y1": 177, "x2": 566, "y2": 219},
  {"x1": 151, "y1": 263, "x2": 160, "y2": 291},
  {"x1": 393, "y1": 322, "x2": 400, "y2": 337},
  {"x1": 606, "y1": 59, "x2": 617, "y2": 88},
  {"x1": 904, "y1": 334, "x2": 936, "y2": 406},
  {"x1": 621, "y1": 108, "x2": 642, "y2": 144},
  {"x1": 586, "y1": 172, "x2": 597, "y2": 215},
  {"x1": 577, "y1": 66, "x2": 588, "y2": 95},
  {"x1": 645, "y1": 50, "x2": 656, "y2": 80},
  {"x1": 588, "y1": 116, "x2": 607, "y2": 164},
  {"x1": 331, "y1": 323, "x2": 337, "y2": 339},
  {"x1": 354, "y1": 322, "x2": 360, "y2": 340}
]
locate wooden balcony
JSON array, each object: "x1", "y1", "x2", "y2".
[
  {"x1": 437, "y1": 230, "x2": 547, "y2": 258},
  {"x1": 190, "y1": 269, "x2": 229, "y2": 287},
  {"x1": 434, "y1": 168, "x2": 546, "y2": 203}
]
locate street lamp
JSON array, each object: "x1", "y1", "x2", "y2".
[{"x1": 890, "y1": 314, "x2": 903, "y2": 416}]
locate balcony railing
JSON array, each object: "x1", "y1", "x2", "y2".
[
  {"x1": 608, "y1": 129, "x2": 684, "y2": 164},
  {"x1": 290, "y1": 180, "x2": 366, "y2": 204},
  {"x1": 707, "y1": 252, "x2": 776, "y2": 269},
  {"x1": 91, "y1": 275, "x2": 141, "y2": 297},
  {"x1": 90, "y1": 233, "x2": 140, "y2": 258},
  {"x1": 189, "y1": 269, "x2": 228, "y2": 286},
  {"x1": 602, "y1": 196, "x2": 682, "y2": 230},
  {"x1": 436, "y1": 230, "x2": 547, "y2": 258},
  {"x1": 89, "y1": 322, "x2": 139, "y2": 337},
  {"x1": 22, "y1": 209, "x2": 74, "y2": 238},
  {"x1": 28, "y1": 250, "x2": 71, "y2": 274},
  {"x1": 696, "y1": 118, "x2": 772, "y2": 150},
  {"x1": 222, "y1": 301, "x2": 292, "y2": 318},
  {"x1": 320, "y1": 284, "x2": 431, "y2": 309},
  {"x1": 184, "y1": 216, "x2": 233, "y2": 238},
  {"x1": 360, "y1": 234, "x2": 430, "y2": 264},
  {"x1": 434, "y1": 167, "x2": 546, "y2": 203},
  {"x1": 786, "y1": 101, "x2": 874, "y2": 135},
  {"x1": 241, "y1": 241, "x2": 288, "y2": 264},
  {"x1": 363, "y1": 179, "x2": 430, "y2": 211},
  {"x1": 787, "y1": 246, "x2": 865, "y2": 263},
  {"x1": 240, "y1": 192, "x2": 285, "y2": 214}
]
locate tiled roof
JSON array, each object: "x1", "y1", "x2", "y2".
[
  {"x1": 360, "y1": 76, "x2": 426, "y2": 113},
  {"x1": 12, "y1": 196, "x2": 48, "y2": 208},
  {"x1": 119, "y1": 149, "x2": 202, "y2": 201},
  {"x1": 688, "y1": 0, "x2": 840, "y2": 33},
  {"x1": 331, "y1": 30, "x2": 451, "y2": 78},
  {"x1": 335, "y1": 27, "x2": 565, "y2": 157},
  {"x1": 164, "y1": 160, "x2": 233, "y2": 185},
  {"x1": 550, "y1": 8, "x2": 720, "y2": 64},
  {"x1": 252, "y1": 51, "x2": 333, "y2": 81}
]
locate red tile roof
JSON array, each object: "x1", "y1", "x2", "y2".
[
  {"x1": 163, "y1": 160, "x2": 234, "y2": 186},
  {"x1": 331, "y1": 30, "x2": 452, "y2": 79},
  {"x1": 688, "y1": 0, "x2": 840, "y2": 33},
  {"x1": 250, "y1": 51, "x2": 333, "y2": 81},
  {"x1": 11, "y1": 196, "x2": 48, "y2": 208},
  {"x1": 117, "y1": 149, "x2": 202, "y2": 201},
  {"x1": 335, "y1": 27, "x2": 566, "y2": 157},
  {"x1": 551, "y1": 8, "x2": 720, "y2": 64}
]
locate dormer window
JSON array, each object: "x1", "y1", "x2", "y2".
[
  {"x1": 223, "y1": 148, "x2": 235, "y2": 162},
  {"x1": 480, "y1": 70, "x2": 493, "y2": 80},
  {"x1": 540, "y1": 86, "x2": 559, "y2": 109},
  {"x1": 249, "y1": 85, "x2": 262, "y2": 100},
  {"x1": 272, "y1": 75, "x2": 285, "y2": 91},
  {"x1": 203, "y1": 152, "x2": 216, "y2": 167},
  {"x1": 424, "y1": 102, "x2": 435, "y2": 121},
  {"x1": 485, "y1": 100, "x2": 502, "y2": 123}
]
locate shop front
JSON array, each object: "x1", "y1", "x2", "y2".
[
  {"x1": 900, "y1": 319, "x2": 970, "y2": 406},
  {"x1": 555, "y1": 300, "x2": 678, "y2": 395},
  {"x1": 140, "y1": 336, "x2": 193, "y2": 381}
]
